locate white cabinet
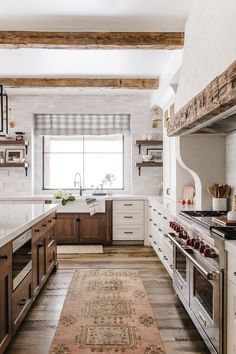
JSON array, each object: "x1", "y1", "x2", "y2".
[
  {"x1": 147, "y1": 198, "x2": 173, "y2": 277},
  {"x1": 227, "y1": 251, "x2": 236, "y2": 353},
  {"x1": 113, "y1": 200, "x2": 144, "y2": 241}
]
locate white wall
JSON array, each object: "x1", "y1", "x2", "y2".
[
  {"x1": 0, "y1": 94, "x2": 163, "y2": 195},
  {"x1": 176, "y1": 0, "x2": 236, "y2": 111},
  {"x1": 226, "y1": 132, "x2": 236, "y2": 201}
]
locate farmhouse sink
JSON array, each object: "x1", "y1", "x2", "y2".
[{"x1": 53, "y1": 197, "x2": 106, "y2": 213}]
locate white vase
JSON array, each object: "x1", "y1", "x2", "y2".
[
  {"x1": 147, "y1": 134, "x2": 152, "y2": 141},
  {"x1": 212, "y1": 197, "x2": 227, "y2": 211}
]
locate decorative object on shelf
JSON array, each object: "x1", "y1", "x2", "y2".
[
  {"x1": 227, "y1": 195, "x2": 236, "y2": 221},
  {"x1": 147, "y1": 134, "x2": 152, "y2": 140},
  {"x1": 53, "y1": 189, "x2": 76, "y2": 206},
  {"x1": 135, "y1": 139, "x2": 162, "y2": 154},
  {"x1": 5, "y1": 148, "x2": 24, "y2": 163},
  {"x1": 207, "y1": 183, "x2": 231, "y2": 211},
  {"x1": 141, "y1": 134, "x2": 147, "y2": 140},
  {"x1": 142, "y1": 154, "x2": 153, "y2": 162},
  {"x1": 151, "y1": 106, "x2": 161, "y2": 129},
  {"x1": 15, "y1": 131, "x2": 25, "y2": 141},
  {"x1": 146, "y1": 148, "x2": 162, "y2": 162},
  {"x1": 0, "y1": 85, "x2": 8, "y2": 136},
  {"x1": 0, "y1": 150, "x2": 4, "y2": 163}
]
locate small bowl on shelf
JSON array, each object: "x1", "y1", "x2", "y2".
[{"x1": 142, "y1": 155, "x2": 153, "y2": 162}]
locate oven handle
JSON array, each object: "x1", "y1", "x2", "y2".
[{"x1": 166, "y1": 233, "x2": 220, "y2": 280}]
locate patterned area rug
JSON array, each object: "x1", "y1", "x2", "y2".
[
  {"x1": 49, "y1": 269, "x2": 166, "y2": 354},
  {"x1": 57, "y1": 245, "x2": 103, "y2": 254}
]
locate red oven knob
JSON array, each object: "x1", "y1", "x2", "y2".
[
  {"x1": 186, "y1": 237, "x2": 191, "y2": 246},
  {"x1": 199, "y1": 242, "x2": 205, "y2": 253},
  {"x1": 190, "y1": 238, "x2": 196, "y2": 247},
  {"x1": 194, "y1": 239, "x2": 200, "y2": 249},
  {"x1": 209, "y1": 248, "x2": 217, "y2": 258},
  {"x1": 204, "y1": 246, "x2": 211, "y2": 257},
  {"x1": 179, "y1": 231, "x2": 187, "y2": 239}
]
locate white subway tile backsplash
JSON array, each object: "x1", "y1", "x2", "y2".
[{"x1": 2, "y1": 94, "x2": 163, "y2": 195}]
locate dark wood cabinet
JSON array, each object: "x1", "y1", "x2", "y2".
[
  {"x1": 12, "y1": 272, "x2": 32, "y2": 335},
  {"x1": 32, "y1": 213, "x2": 57, "y2": 298},
  {"x1": 54, "y1": 213, "x2": 80, "y2": 244},
  {"x1": 54, "y1": 200, "x2": 112, "y2": 245},
  {"x1": 0, "y1": 243, "x2": 12, "y2": 354}
]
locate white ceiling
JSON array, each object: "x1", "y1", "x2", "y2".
[
  {"x1": 0, "y1": 0, "x2": 196, "y2": 31},
  {"x1": 0, "y1": 0, "x2": 196, "y2": 95}
]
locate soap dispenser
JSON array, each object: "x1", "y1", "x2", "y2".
[{"x1": 227, "y1": 195, "x2": 236, "y2": 220}]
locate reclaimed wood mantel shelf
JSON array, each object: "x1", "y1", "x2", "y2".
[
  {"x1": 167, "y1": 60, "x2": 236, "y2": 136},
  {"x1": 135, "y1": 162, "x2": 163, "y2": 176}
]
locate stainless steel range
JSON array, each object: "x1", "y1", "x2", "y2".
[{"x1": 166, "y1": 210, "x2": 235, "y2": 354}]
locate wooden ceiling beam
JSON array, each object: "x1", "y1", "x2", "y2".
[
  {"x1": 0, "y1": 31, "x2": 184, "y2": 49},
  {"x1": 0, "y1": 78, "x2": 159, "y2": 90}
]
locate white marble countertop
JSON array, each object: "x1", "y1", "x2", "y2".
[{"x1": 0, "y1": 203, "x2": 57, "y2": 248}]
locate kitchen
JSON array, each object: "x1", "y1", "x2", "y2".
[{"x1": 0, "y1": 1, "x2": 236, "y2": 354}]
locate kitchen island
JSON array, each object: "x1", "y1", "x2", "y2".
[{"x1": 0, "y1": 203, "x2": 57, "y2": 354}]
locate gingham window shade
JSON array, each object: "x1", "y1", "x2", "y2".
[{"x1": 34, "y1": 114, "x2": 131, "y2": 135}]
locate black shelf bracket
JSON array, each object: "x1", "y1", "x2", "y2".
[
  {"x1": 138, "y1": 144, "x2": 141, "y2": 154},
  {"x1": 138, "y1": 166, "x2": 141, "y2": 176}
]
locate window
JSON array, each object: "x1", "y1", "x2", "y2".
[{"x1": 43, "y1": 134, "x2": 124, "y2": 190}]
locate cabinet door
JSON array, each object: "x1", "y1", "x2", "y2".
[
  {"x1": 79, "y1": 214, "x2": 108, "y2": 244},
  {"x1": 0, "y1": 243, "x2": 12, "y2": 353},
  {"x1": 32, "y1": 236, "x2": 47, "y2": 297},
  {"x1": 54, "y1": 213, "x2": 80, "y2": 243}
]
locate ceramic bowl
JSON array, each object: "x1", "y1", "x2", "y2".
[{"x1": 142, "y1": 155, "x2": 153, "y2": 161}]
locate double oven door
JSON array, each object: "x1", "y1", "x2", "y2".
[{"x1": 169, "y1": 235, "x2": 223, "y2": 354}]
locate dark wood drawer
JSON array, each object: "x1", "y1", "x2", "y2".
[
  {"x1": 0, "y1": 243, "x2": 12, "y2": 272},
  {"x1": 32, "y1": 212, "x2": 56, "y2": 240},
  {"x1": 12, "y1": 272, "x2": 32, "y2": 334},
  {"x1": 46, "y1": 229, "x2": 55, "y2": 245},
  {"x1": 46, "y1": 240, "x2": 57, "y2": 273}
]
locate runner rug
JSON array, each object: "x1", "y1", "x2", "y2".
[{"x1": 49, "y1": 269, "x2": 166, "y2": 354}]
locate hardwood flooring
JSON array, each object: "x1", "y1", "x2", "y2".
[{"x1": 6, "y1": 246, "x2": 210, "y2": 354}]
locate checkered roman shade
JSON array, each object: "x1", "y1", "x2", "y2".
[{"x1": 34, "y1": 114, "x2": 131, "y2": 135}]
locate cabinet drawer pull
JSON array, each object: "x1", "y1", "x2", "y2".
[
  {"x1": 149, "y1": 235, "x2": 152, "y2": 238},
  {"x1": 0, "y1": 255, "x2": 8, "y2": 260},
  {"x1": 124, "y1": 203, "x2": 133, "y2": 206},
  {"x1": 124, "y1": 231, "x2": 133, "y2": 234},
  {"x1": 48, "y1": 219, "x2": 52, "y2": 223},
  {"x1": 170, "y1": 265, "x2": 173, "y2": 269},
  {"x1": 177, "y1": 280, "x2": 183, "y2": 290},
  {"x1": 124, "y1": 216, "x2": 132, "y2": 219},
  {"x1": 153, "y1": 208, "x2": 156, "y2": 211},
  {"x1": 158, "y1": 212, "x2": 161, "y2": 215},
  {"x1": 163, "y1": 216, "x2": 168, "y2": 220},
  {"x1": 199, "y1": 312, "x2": 207, "y2": 327},
  {"x1": 153, "y1": 241, "x2": 157, "y2": 245},
  {"x1": 48, "y1": 234, "x2": 53, "y2": 240},
  {"x1": 42, "y1": 224, "x2": 47, "y2": 227},
  {"x1": 158, "y1": 228, "x2": 162, "y2": 232},
  {"x1": 38, "y1": 243, "x2": 44, "y2": 248},
  {"x1": 164, "y1": 256, "x2": 168, "y2": 260},
  {"x1": 153, "y1": 223, "x2": 157, "y2": 226},
  {"x1": 34, "y1": 229, "x2": 40, "y2": 233},
  {"x1": 234, "y1": 272, "x2": 236, "y2": 276},
  {"x1": 17, "y1": 299, "x2": 27, "y2": 306},
  {"x1": 149, "y1": 205, "x2": 152, "y2": 208},
  {"x1": 149, "y1": 218, "x2": 152, "y2": 222},
  {"x1": 158, "y1": 248, "x2": 162, "y2": 252}
]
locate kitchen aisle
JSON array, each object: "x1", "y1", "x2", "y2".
[{"x1": 6, "y1": 246, "x2": 209, "y2": 354}]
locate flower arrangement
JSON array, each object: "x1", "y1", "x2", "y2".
[
  {"x1": 53, "y1": 189, "x2": 76, "y2": 206},
  {"x1": 101, "y1": 173, "x2": 116, "y2": 188}
]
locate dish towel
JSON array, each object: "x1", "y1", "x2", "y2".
[{"x1": 86, "y1": 198, "x2": 97, "y2": 216}]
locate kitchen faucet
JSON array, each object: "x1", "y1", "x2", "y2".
[{"x1": 74, "y1": 172, "x2": 84, "y2": 196}]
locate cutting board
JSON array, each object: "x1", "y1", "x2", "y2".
[{"x1": 212, "y1": 216, "x2": 236, "y2": 226}]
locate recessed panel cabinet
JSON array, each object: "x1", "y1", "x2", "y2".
[
  {"x1": 0, "y1": 243, "x2": 12, "y2": 354},
  {"x1": 54, "y1": 201, "x2": 112, "y2": 245}
]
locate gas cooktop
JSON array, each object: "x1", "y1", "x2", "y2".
[{"x1": 179, "y1": 210, "x2": 236, "y2": 239}]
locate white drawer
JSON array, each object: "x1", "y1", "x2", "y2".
[
  {"x1": 227, "y1": 327, "x2": 236, "y2": 354},
  {"x1": 113, "y1": 226, "x2": 144, "y2": 240},
  {"x1": 113, "y1": 200, "x2": 144, "y2": 211},
  {"x1": 113, "y1": 211, "x2": 143, "y2": 225},
  {"x1": 228, "y1": 252, "x2": 236, "y2": 286},
  {"x1": 228, "y1": 280, "x2": 236, "y2": 333}
]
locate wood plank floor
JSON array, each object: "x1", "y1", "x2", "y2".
[{"x1": 6, "y1": 246, "x2": 210, "y2": 354}]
